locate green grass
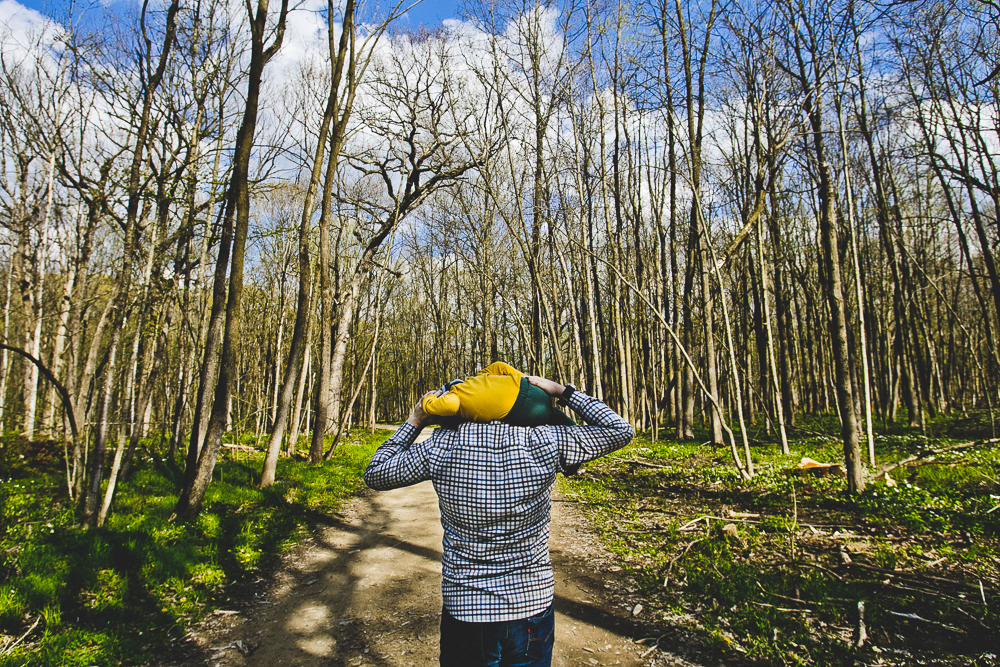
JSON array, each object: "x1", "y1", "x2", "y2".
[
  {"x1": 0, "y1": 429, "x2": 387, "y2": 666},
  {"x1": 5, "y1": 417, "x2": 1000, "y2": 666},
  {"x1": 559, "y1": 421, "x2": 1000, "y2": 666}
]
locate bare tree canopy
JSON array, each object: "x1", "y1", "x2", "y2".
[{"x1": 0, "y1": 0, "x2": 998, "y2": 526}]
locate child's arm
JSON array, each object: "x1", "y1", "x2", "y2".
[
  {"x1": 479, "y1": 361, "x2": 522, "y2": 378},
  {"x1": 422, "y1": 391, "x2": 461, "y2": 417}
]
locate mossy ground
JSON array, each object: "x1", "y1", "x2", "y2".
[
  {"x1": 558, "y1": 417, "x2": 1000, "y2": 666},
  {"x1": 0, "y1": 430, "x2": 386, "y2": 666}
]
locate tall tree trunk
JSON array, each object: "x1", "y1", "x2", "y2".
[
  {"x1": 79, "y1": 0, "x2": 181, "y2": 526},
  {"x1": 309, "y1": 156, "x2": 340, "y2": 463},
  {"x1": 818, "y1": 164, "x2": 865, "y2": 493},
  {"x1": 80, "y1": 328, "x2": 121, "y2": 526},
  {"x1": 288, "y1": 282, "x2": 315, "y2": 455},
  {"x1": 0, "y1": 266, "x2": 12, "y2": 430},
  {"x1": 697, "y1": 214, "x2": 724, "y2": 445},
  {"x1": 261, "y1": 0, "x2": 357, "y2": 484},
  {"x1": 42, "y1": 231, "x2": 77, "y2": 434},
  {"x1": 756, "y1": 213, "x2": 789, "y2": 453},
  {"x1": 173, "y1": 0, "x2": 290, "y2": 520},
  {"x1": 23, "y1": 151, "x2": 55, "y2": 439}
]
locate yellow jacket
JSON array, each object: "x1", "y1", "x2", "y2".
[{"x1": 422, "y1": 362, "x2": 523, "y2": 422}]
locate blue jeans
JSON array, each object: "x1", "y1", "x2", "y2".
[{"x1": 439, "y1": 603, "x2": 555, "y2": 667}]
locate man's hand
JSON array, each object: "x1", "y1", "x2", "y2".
[
  {"x1": 527, "y1": 376, "x2": 565, "y2": 397},
  {"x1": 406, "y1": 390, "x2": 440, "y2": 429}
]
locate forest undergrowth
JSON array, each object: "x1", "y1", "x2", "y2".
[
  {"x1": 3, "y1": 417, "x2": 1000, "y2": 666},
  {"x1": 559, "y1": 415, "x2": 1000, "y2": 666},
  {"x1": 0, "y1": 431, "x2": 385, "y2": 666}
]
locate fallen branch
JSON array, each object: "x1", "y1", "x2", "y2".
[
  {"x1": 846, "y1": 561, "x2": 998, "y2": 593},
  {"x1": 678, "y1": 516, "x2": 710, "y2": 531},
  {"x1": 663, "y1": 538, "x2": 706, "y2": 584},
  {"x1": 1, "y1": 615, "x2": 41, "y2": 656},
  {"x1": 611, "y1": 456, "x2": 672, "y2": 470},
  {"x1": 752, "y1": 601, "x2": 813, "y2": 613},
  {"x1": 877, "y1": 438, "x2": 1000, "y2": 477},
  {"x1": 887, "y1": 611, "x2": 962, "y2": 632},
  {"x1": 222, "y1": 443, "x2": 260, "y2": 453},
  {"x1": 620, "y1": 528, "x2": 673, "y2": 534},
  {"x1": 676, "y1": 514, "x2": 765, "y2": 532},
  {"x1": 635, "y1": 634, "x2": 668, "y2": 658},
  {"x1": 955, "y1": 605, "x2": 995, "y2": 632},
  {"x1": 882, "y1": 580, "x2": 965, "y2": 602},
  {"x1": 771, "y1": 559, "x2": 845, "y2": 582},
  {"x1": 756, "y1": 581, "x2": 814, "y2": 607}
]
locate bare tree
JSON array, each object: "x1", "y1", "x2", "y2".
[
  {"x1": 310, "y1": 30, "x2": 490, "y2": 462},
  {"x1": 173, "y1": 0, "x2": 289, "y2": 520},
  {"x1": 260, "y1": 0, "x2": 400, "y2": 482},
  {"x1": 776, "y1": 0, "x2": 864, "y2": 492}
]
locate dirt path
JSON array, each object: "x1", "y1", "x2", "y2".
[{"x1": 161, "y1": 432, "x2": 703, "y2": 666}]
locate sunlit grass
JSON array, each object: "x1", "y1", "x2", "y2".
[
  {"x1": 0, "y1": 428, "x2": 387, "y2": 666},
  {"x1": 559, "y1": 421, "x2": 1000, "y2": 666}
]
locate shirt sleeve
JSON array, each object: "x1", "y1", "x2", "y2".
[
  {"x1": 363, "y1": 423, "x2": 432, "y2": 490},
  {"x1": 552, "y1": 392, "x2": 634, "y2": 472}
]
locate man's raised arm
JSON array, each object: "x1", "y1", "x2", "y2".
[
  {"x1": 527, "y1": 376, "x2": 635, "y2": 470},
  {"x1": 363, "y1": 392, "x2": 437, "y2": 490}
]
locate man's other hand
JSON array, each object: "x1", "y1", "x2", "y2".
[
  {"x1": 406, "y1": 391, "x2": 440, "y2": 429},
  {"x1": 526, "y1": 376, "x2": 565, "y2": 397}
]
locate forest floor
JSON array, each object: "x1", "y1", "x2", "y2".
[
  {"x1": 558, "y1": 434, "x2": 1000, "y2": 667},
  {"x1": 153, "y1": 430, "x2": 713, "y2": 667},
  {"x1": 6, "y1": 422, "x2": 996, "y2": 665}
]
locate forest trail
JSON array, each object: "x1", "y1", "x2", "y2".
[{"x1": 163, "y1": 428, "x2": 702, "y2": 666}]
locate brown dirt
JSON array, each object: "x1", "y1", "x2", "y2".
[{"x1": 154, "y1": 433, "x2": 708, "y2": 666}]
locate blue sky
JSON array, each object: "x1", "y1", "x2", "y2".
[
  {"x1": 398, "y1": 0, "x2": 462, "y2": 27},
  {"x1": 5, "y1": 0, "x2": 463, "y2": 28}
]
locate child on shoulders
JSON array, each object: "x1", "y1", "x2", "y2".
[{"x1": 422, "y1": 361, "x2": 575, "y2": 427}]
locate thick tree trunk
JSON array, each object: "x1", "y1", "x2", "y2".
[
  {"x1": 697, "y1": 215, "x2": 724, "y2": 445},
  {"x1": 818, "y1": 163, "x2": 865, "y2": 493},
  {"x1": 309, "y1": 162, "x2": 340, "y2": 463},
  {"x1": 322, "y1": 280, "x2": 359, "y2": 453},
  {"x1": 262, "y1": 0, "x2": 356, "y2": 482},
  {"x1": 288, "y1": 301, "x2": 314, "y2": 456}
]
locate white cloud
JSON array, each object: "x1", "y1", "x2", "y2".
[
  {"x1": 0, "y1": 0, "x2": 46, "y2": 32},
  {"x1": 267, "y1": 0, "x2": 328, "y2": 82},
  {"x1": 0, "y1": 0, "x2": 64, "y2": 61}
]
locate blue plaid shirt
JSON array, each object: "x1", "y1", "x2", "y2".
[{"x1": 364, "y1": 391, "x2": 634, "y2": 622}]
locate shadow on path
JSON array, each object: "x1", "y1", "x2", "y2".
[{"x1": 159, "y1": 449, "x2": 717, "y2": 666}]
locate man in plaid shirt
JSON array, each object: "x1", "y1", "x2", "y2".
[{"x1": 364, "y1": 375, "x2": 634, "y2": 666}]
